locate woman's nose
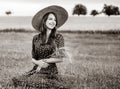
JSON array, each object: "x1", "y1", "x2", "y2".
[{"x1": 51, "y1": 21, "x2": 56, "y2": 25}]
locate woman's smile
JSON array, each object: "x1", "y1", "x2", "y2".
[{"x1": 49, "y1": 22, "x2": 55, "y2": 27}]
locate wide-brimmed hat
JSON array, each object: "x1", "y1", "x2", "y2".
[{"x1": 32, "y1": 5, "x2": 68, "y2": 31}]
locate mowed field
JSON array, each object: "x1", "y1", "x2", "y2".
[
  {"x1": 0, "y1": 32, "x2": 120, "y2": 89},
  {"x1": 0, "y1": 16, "x2": 120, "y2": 31}
]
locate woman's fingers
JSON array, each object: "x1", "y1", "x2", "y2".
[
  {"x1": 32, "y1": 58, "x2": 49, "y2": 69},
  {"x1": 41, "y1": 62, "x2": 49, "y2": 68},
  {"x1": 36, "y1": 66, "x2": 41, "y2": 72}
]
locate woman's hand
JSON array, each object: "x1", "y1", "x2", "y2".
[
  {"x1": 41, "y1": 62, "x2": 49, "y2": 68},
  {"x1": 38, "y1": 62, "x2": 49, "y2": 72},
  {"x1": 32, "y1": 58, "x2": 49, "y2": 69},
  {"x1": 35, "y1": 61, "x2": 49, "y2": 72}
]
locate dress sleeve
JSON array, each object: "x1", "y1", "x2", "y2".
[
  {"x1": 55, "y1": 34, "x2": 64, "y2": 48},
  {"x1": 50, "y1": 34, "x2": 66, "y2": 58}
]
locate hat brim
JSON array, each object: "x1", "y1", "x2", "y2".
[{"x1": 32, "y1": 5, "x2": 68, "y2": 31}]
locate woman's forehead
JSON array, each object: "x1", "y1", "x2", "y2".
[{"x1": 48, "y1": 13, "x2": 56, "y2": 17}]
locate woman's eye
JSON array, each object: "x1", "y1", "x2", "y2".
[
  {"x1": 48, "y1": 18, "x2": 52, "y2": 20},
  {"x1": 48, "y1": 18, "x2": 56, "y2": 21}
]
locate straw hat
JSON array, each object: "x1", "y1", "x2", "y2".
[{"x1": 32, "y1": 5, "x2": 68, "y2": 31}]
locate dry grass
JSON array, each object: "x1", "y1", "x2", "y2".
[{"x1": 0, "y1": 31, "x2": 120, "y2": 89}]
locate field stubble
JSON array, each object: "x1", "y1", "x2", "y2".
[{"x1": 0, "y1": 32, "x2": 120, "y2": 89}]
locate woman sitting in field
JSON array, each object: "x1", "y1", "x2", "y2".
[{"x1": 7, "y1": 5, "x2": 75, "y2": 89}]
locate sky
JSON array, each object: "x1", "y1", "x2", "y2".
[{"x1": 0, "y1": 0, "x2": 120, "y2": 16}]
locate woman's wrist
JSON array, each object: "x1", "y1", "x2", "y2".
[
  {"x1": 42, "y1": 59, "x2": 47, "y2": 63},
  {"x1": 32, "y1": 58, "x2": 42, "y2": 65}
]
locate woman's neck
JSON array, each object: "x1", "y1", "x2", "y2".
[
  {"x1": 46, "y1": 29, "x2": 51, "y2": 43},
  {"x1": 47, "y1": 29, "x2": 51, "y2": 36}
]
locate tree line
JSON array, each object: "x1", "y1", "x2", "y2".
[
  {"x1": 73, "y1": 4, "x2": 120, "y2": 16},
  {"x1": 3, "y1": 4, "x2": 120, "y2": 16}
]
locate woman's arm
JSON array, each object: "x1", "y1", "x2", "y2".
[
  {"x1": 32, "y1": 58, "x2": 49, "y2": 68},
  {"x1": 43, "y1": 57, "x2": 63, "y2": 63},
  {"x1": 32, "y1": 57, "x2": 63, "y2": 64}
]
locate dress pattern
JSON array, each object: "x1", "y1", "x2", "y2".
[{"x1": 7, "y1": 33, "x2": 75, "y2": 89}]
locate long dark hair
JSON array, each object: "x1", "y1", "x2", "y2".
[{"x1": 39, "y1": 12, "x2": 57, "y2": 45}]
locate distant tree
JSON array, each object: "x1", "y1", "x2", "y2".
[
  {"x1": 113, "y1": 6, "x2": 120, "y2": 15},
  {"x1": 91, "y1": 10, "x2": 99, "y2": 16},
  {"x1": 102, "y1": 4, "x2": 120, "y2": 16},
  {"x1": 5, "y1": 11, "x2": 12, "y2": 16},
  {"x1": 72, "y1": 4, "x2": 87, "y2": 16}
]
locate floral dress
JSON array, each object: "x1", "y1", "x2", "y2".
[{"x1": 8, "y1": 33, "x2": 75, "y2": 89}]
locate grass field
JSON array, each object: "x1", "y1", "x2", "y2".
[{"x1": 0, "y1": 31, "x2": 120, "y2": 89}]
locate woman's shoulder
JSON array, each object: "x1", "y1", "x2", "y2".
[
  {"x1": 33, "y1": 33, "x2": 42, "y2": 40},
  {"x1": 56, "y1": 33, "x2": 64, "y2": 39}
]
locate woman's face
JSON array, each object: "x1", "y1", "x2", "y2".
[{"x1": 45, "y1": 13, "x2": 56, "y2": 30}]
